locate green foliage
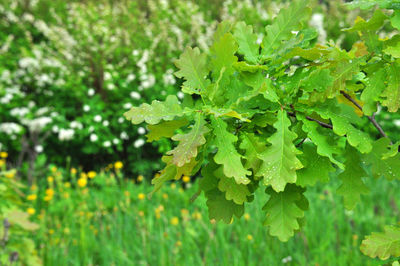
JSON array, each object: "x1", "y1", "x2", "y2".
[
  {"x1": 125, "y1": 1, "x2": 400, "y2": 247},
  {"x1": 361, "y1": 225, "x2": 400, "y2": 260}
]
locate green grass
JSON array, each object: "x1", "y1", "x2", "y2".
[{"x1": 32, "y1": 170, "x2": 400, "y2": 266}]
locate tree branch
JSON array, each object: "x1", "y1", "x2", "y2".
[
  {"x1": 340, "y1": 91, "x2": 389, "y2": 140},
  {"x1": 287, "y1": 111, "x2": 333, "y2": 129}
]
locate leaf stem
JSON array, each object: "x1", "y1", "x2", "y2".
[
  {"x1": 340, "y1": 91, "x2": 389, "y2": 141},
  {"x1": 287, "y1": 111, "x2": 333, "y2": 129}
]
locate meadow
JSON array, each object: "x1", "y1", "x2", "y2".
[{"x1": 13, "y1": 160, "x2": 397, "y2": 265}]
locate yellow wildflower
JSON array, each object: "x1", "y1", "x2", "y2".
[
  {"x1": 64, "y1": 182, "x2": 71, "y2": 188},
  {"x1": 157, "y1": 205, "x2": 164, "y2": 212},
  {"x1": 247, "y1": 234, "x2": 253, "y2": 241},
  {"x1": 170, "y1": 217, "x2": 179, "y2": 226},
  {"x1": 244, "y1": 213, "x2": 250, "y2": 221},
  {"x1": 352, "y1": 234, "x2": 358, "y2": 241},
  {"x1": 46, "y1": 188, "x2": 54, "y2": 197},
  {"x1": 138, "y1": 193, "x2": 145, "y2": 200},
  {"x1": 63, "y1": 192, "x2": 69, "y2": 199},
  {"x1": 0, "y1": 159, "x2": 5, "y2": 167},
  {"x1": 77, "y1": 177, "x2": 87, "y2": 188},
  {"x1": 182, "y1": 175, "x2": 190, "y2": 183},
  {"x1": 30, "y1": 184, "x2": 38, "y2": 191},
  {"x1": 70, "y1": 168, "x2": 77, "y2": 175},
  {"x1": 27, "y1": 208, "x2": 35, "y2": 215},
  {"x1": 138, "y1": 211, "x2": 144, "y2": 217},
  {"x1": 170, "y1": 183, "x2": 176, "y2": 189},
  {"x1": 175, "y1": 240, "x2": 182, "y2": 247},
  {"x1": 192, "y1": 211, "x2": 202, "y2": 220},
  {"x1": 0, "y1": 152, "x2": 8, "y2": 158},
  {"x1": 114, "y1": 161, "x2": 123, "y2": 169},
  {"x1": 44, "y1": 195, "x2": 52, "y2": 201},
  {"x1": 80, "y1": 172, "x2": 87, "y2": 179},
  {"x1": 162, "y1": 193, "x2": 168, "y2": 199},
  {"x1": 155, "y1": 212, "x2": 161, "y2": 219},
  {"x1": 180, "y1": 209, "x2": 189, "y2": 217},
  {"x1": 47, "y1": 176, "x2": 54, "y2": 183},
  {"x1": 49, "y1": 229, "x2": 55, "y2": 235},
  {"x1": 51, "y1": 166, "x2": 57, "y2": 173},
  {"x1": 5, "y1": 172, "x2": 15, "y2": 179},
  {"x1": 137, "y1": 175, "x2": 144, "y2": 182},
  {"x1": 87, "y1": 171, "x2": 96, "y2": 179},
  {"x1": 27, "y1": 194, "x2": 37, "y2": 201},
  {"x1": 124, "y1": 191, "x2": 130, "y2": 197},
  {"x1": 63, "y1": 228, "x2": 70, "y2": 235}
]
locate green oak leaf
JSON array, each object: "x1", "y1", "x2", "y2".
[
  {"x1": 297, "y1": 143, "x2": 335, "y2": 187},
  {"x1": 298, "y1": 115, "x2": 344, "y2": 169},
  {"x1": 391, "y1": 10, "x2": 400, "y2": 30},
  {"x1": 256, "y1": 110, "x2": 303, "y2": 192},
  {"x1": 337, "y1": 145, "x2": 369, "y2": 210},
  {"x1": 146, "y1": 118, "x2": 189, "y2": 142},
  {"x1": 361, "y1": 225, "x2": 400, "y2": 260},
  {"x1": 205, "y1": 189, "x2": 244, "y2": 223},
  {"x1": 300, "y1": 68, "x2": 334, "y2": 93},
  {"x1": 361, "y1": 68, "x2": 386, "y2": 115},
  {"x1": 382, "y1": 62, "x2": 400, "y2": 112},
  {"x1": 261, "y1": 0, "x2": 311, "y2": 59},
  {"x1": 124, "y1": 95, "x2": 186, "y2": 125},
  {"x1": 174, "y1": 47, "x2": 210, "y2": 93},
  {"x1": 211, "y1": 117, "x2": 251, "y2": 185},
  {"x1": 239, "y1": 132, "x2": 267, "y2": 173},
  {"x1": 167, "y1": 114, "x2": 210, "y2": 167},
  {"x1": 363, "y1": 138, "x2": 400, "y2": 180},
  {"x1": 263, "y1": 184, "x2": 308, "y2": 242},
  {"x1": 233, "y1": 21, "x2": 259, "y2": 64},
  {"x1": 217, "y1": 167, "x2": 251, "y2": 204},
  {"x1": 151, "y1": 163, "x2": 177, "y2": 195}
]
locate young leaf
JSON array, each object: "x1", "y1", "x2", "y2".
[
  {"x1": 211, "y1": 117, "x2": 251, "y2": 185},
  {"x1": 263, "y1": 184, "x2": 308, "y2": 242},
  {"x1": 362, "y1": 138, "x2": 400, "y2": 181},
  {"x1": 337, "y1": 145, "x2": 369, "y2": 210},
  {"x1": 256, "y1": 110, "x2": 303, "y2": 192},
  {"x1": 297, "y1": 143, "x2": 335, "y2": 187},
  {"x1": 382, "y1": 62, "x2": 400, "y2": 112},
  {"x1": 261, "y1": 0, "x2": 311, "y2": 59},
  {"x1": 361, "y1": 225, "x2": 400, "y2": 260},
  {"x1": 124, "y1": 95, "x2": 185, "y2": 125},
  {"x1": 217, "y1": 167, "x2": 251, "y2": 205},
  {"x1": 298, "y1": 115, "x2": 344, "y2": 169},
  {"x1": 206, "y1": 189, "x2": 244, "y2": 223},
  {"x1": 239, "y1": 133, "x2": 267, "y2": 173},
  {"x1": 360, "y1": 68, "x2": 386, "y2": 115},
  {"x1": 146, "y1": 118, "x2": 189, "y2": 142},
  {"x1": 174, "y1": 47, "x2": 210, "y2": 93},
  {"x1": 167, "y1": 114, "x2": 210, "y2": 167},
  {"x1": 233, "y1": 22, "x2": 259, "y2": 64}
]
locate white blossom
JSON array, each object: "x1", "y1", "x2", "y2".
[
  {"x1": 107, "y1": 83, "x2": 116, "y2": 90},
  {"x1": 103, "y1": 141, "x2": 111, "y2": 147},
  {"x1": 83, "y1": 105, "x2": 90, "y2": 112},
  {"x1": 94, "y1": 115, "x2": 102, "y2": 122},
  {"x1": 130, "y1": 91, "x2": 141, "y2": 100},
  {"x1": 102, "y1": 120, "x2": 109, "y2": 127},
  {"x1": 177, "y1": 91, "x2": 184, "y2": 99},
  {"x1": 113, "y1": 138, "x2": 120, "y2": 145},
  {"x1": 104, "y1": 72, "x2": 112, "y2": 80},
  {"x1": 58, "y1": 128, "x2": 74, "y2": 141},
  {"x1": 88, "y1": 89, "x2": 95, "y2": 96},
  {"x1": 90, "y1": 134, "x2": 98, "y2": 142},
  {"x1": 134, "y1": 138, "x2": 145, "y2": 148},
  {"x1": 70, "y1": 121, "x2": 83, "y2": 129},
  {"x1": 120, "y1": 131, "x2": 129, "y2": 140},
  {"x1": 123, "y1": 103, "x2": 132, "y2": 109},
  {"x1": 127, "y1": 74, "x2": 136, "y2": 82},
  {"x1": 394, "y1": 119, "x2": 400, "y2": 127},
  {"x1": 0, "y1": 123, "x2": 23, "y2": 135},
  {"x1": 35, "y1": 145, "x2": 43, "y2": 153},
  {"x1": 52, "y1": 125, "x2": 59, "y2": 133},
  {"x1": 137, "y1": 127, "x2": 146, "y2": 135},
  {"x1": 118, "y1": 117, "x2": 125, "y2": 124},
  {"x1": 22, "y1": 117, "x2": 52, "y2": 132}
]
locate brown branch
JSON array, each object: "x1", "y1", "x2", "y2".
[
  {"x1": 340, "y1": 91, "x2": 389, "y2": 140},
  {"x1": 287, "y1": 111, "x2": 333, "y2": 129}
]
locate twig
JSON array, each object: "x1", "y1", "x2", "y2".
[
  {"x1": 296, "y1": 138, "x2": 307, "y2": 147},
  {"x1": 287, "y1": 111, "x2": 333, "y2": 129},
  {"x1": 340, "y1": 91, "x2": 389, "y2": 140}
]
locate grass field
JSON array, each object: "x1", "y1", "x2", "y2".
[{"x1": 27, "y1": 167, "x2": 400, "y2": 266}]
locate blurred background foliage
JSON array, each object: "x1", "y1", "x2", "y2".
[{"x1": 3, "y1": 0, "x2": 398, "y2": 182}]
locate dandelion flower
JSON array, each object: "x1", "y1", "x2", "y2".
[
  {"x1": 0, "y1": 152, "x2": 7, "y2": 158},
  {"x1": 70, "y1": 168, "x2": 77, "y2": 175},
  {"x1": 27, "y1": 208, "x2": 35, "y2": 215},
  {"x1": 124, "y1": 191, "x2": 130, "y2": 197},
  {"x1": 45, "y1": 188, "x2": 54, "y2": 197},
  {"x1": 137, "y1": 175, "x2": 144, "y2": 182},
  {"x1": 5, "y1": 171, "x2": 15, "y2": 179},
  {"x1": 247, "y1": 234, "x2": 253, "y2": 241},
  {"x1": 170, "y1": 217, "x2": 179, "y2": 226},
  {"x1": 27, "y1": 194, "x2": 37, "y2": 201},
  {"x1": 138, "y1": 193, "x2": 145, "y2": 200},
  {"x1": 182, "y1": 175, "x2": 190, "y2": 183},
  {"x1": 244, "y1": 213, "x2": 250, "y2": 221},
  {"x1": 77, "y1": 178, "x2": 87, "y2": 188},
  {"x1": 175, "y1": 240, "x2": 182, "y2": 247},
  {"x1": 64, "y1": 182, "x2": 71, "y2": 188},
  {"x1": 0, "y1": 159, "x2": 5, "y2": 167},
  {"x1": 47, "y1": 176, "x2": 54, "y2": 183},
  {"x1": 138, "y1": 211, "x2": 144, "y2": 217},
  {"x1": 162, "y1": 193, "x2": 168, "y2": 199},
  {"x1": 114, "y1": 161, "x2": 123, "y2": 169},
  {"x1": 88, "y1": 171, "x2": 96, "y2": 179}
]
